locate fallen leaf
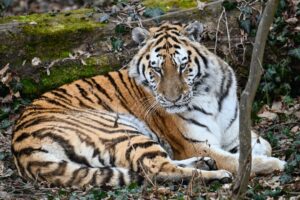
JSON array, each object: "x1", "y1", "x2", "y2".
[
  {"x1": 81, "y1": 59, "x2": 87, "y2": 66},
  {"x1": 257, "y1": 111, "x2": 278, "y2": 120},
  {"x1": 29, "y1": 21, "x2": 37, "y2": 25},
  {"x1": 0, "y1": 64, "x2": 9, "y2": 77},
  {"x1": 291, "y1": 126, "x2": 299, "y2": 133},
  {"x1": 271, "y1": 101, "x2": 284, "y2": 113},
  {"x1": 294, "y1": 111, "x2": 300, "y2": 119},
  {"x1": 31, "y1": 57, "x2": 42, "y2": 66},
  {"x1": 285, "y1": 17, "x2": 298, "y2": 24},
  {"x1": 258, "y1": 105, "x2": 278, "y2": 120},
  {"x1": 197, "y1": 0, "x2": 206, "y2": 10}
]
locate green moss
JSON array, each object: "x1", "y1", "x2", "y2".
[
  {"x1": 143, "y1": 0, "x2": 200, "y2": 11},
  {"x1": 0, "y1": 9, "x2": 106, "y2": 64},
  {"x1": 20, "y1": 56, "x2": 117, "y2": 98},
  {"x1": 21, "y1": 79, "x2": 39, "y2": 95},
  {"x1": 0, "y1": 44, "x2": 8, "y2": 52}
]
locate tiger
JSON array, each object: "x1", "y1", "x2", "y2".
[{"x1": 12, "y1": 22, "x2": 286, "y2": 188}]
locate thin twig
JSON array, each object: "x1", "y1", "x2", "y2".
[
  {"x1": 129, "y1": 0, "x2": 224, "y2": 25},
  {"x1": 224, "y1": 8, "x2": 232, "y2": 55},
  {"x1": 215, "y1": 8, "x2": 225, "y2": 54}
]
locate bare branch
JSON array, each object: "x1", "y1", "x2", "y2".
[{"x1": 232, "y1": 0, "x2": 279, "y2": 198}]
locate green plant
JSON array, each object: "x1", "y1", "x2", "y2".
[{"x1": 255, "y1": 0, "x2": 300, "y2": 108}]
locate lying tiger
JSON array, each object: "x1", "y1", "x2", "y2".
[{"x1": 12, "y1": 22, "x2": 285, "y2": 187}]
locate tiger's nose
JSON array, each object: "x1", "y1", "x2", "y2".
[{"x1": 164, "y1": 94, "x2": 183, "y2": 103}]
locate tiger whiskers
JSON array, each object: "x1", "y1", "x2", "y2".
[{"x1": 144, "y1": 101, "x2": 159, "y2": 121}]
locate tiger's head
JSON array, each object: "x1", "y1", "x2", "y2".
[{"x1": 129, "y1": 22, "x2": 212, "y2": 113}]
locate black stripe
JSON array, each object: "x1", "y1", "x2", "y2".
[
  {"x1": 135, "y1": 151, "x2": 168, "y2": 172},
  {"x1": 155, "y1": 161, "x2": 169, "y2": 175},
  {"x1": 14, "y1": 109, "x2": 67, "y2": 131},
  {"x1": 170, "y1": 31, "x2": 180, "y2": 36},
  {"x1": 101, "y1": 167, "x2": 114, "y2": 186},
  {"x1": 14, "y1": 132, "x2": 31, "y2": 142},
  {"x1": 169, "y1": 35, "x2": 180, "y2": 43},
  {"x1": 35, "y1": 132, "x2": 92, "y2": 167},
  {"x1": 178, "y1": 115, "x2": 212, "y2": 133},
  {"x1": 56, "y1": 88, "x2": 73, "y2": 97},
  {"x1": 75, "y1": 83, "x2": 94, "y2": 103},
  {"x1": 190, "y1": 105, "x2": 213, "y2": 115},
  {"x1": 66, "y1": 167, "x2": 86, "y2": 186},
  {"x1": 89, "y1": 169, "x2": 99, "y2": 185},
  {"x1": 26, "y1": 115, "x2": 141, "y2": 135},
  {"x1": 136, "y1": 56, "x2": 143, "y2": 75},
  {"x1": 15, "y1": 147, "x2": 48, "y2": 157},
  {"x1": 177, "y1": 128, "x2": 205, "y2": 143},
  {"x1": 218, "y1": 69, "x2": 233, "y2": 112},
  {"x1": 117, "y1": 71, "x2": 135, "y2": 99},
  {"x1": 105, "y1": 73, "x2": 127, "y2": 102},
  {"x1": 41, "y1": 97, "x2": 72, "y2": 109},
  {"x1": 117, "y1": 169, "x2": 126, "y2": 186},
  {"x1": 154, "y1": 36, "x2": 165, "y2": 46},
  {"x1": 93, "y1": 92, "x2": 113, "y2": 111},
  {"x1": 26, "y1": 161, "x2": 54, "y2": 180},
  {"x1": 50, "y1": 91, "x2": 72, "y2": 103},
  {"x1": 125, "y1": 141, "x2": 158, "y2": 160},
  {"x1": 226, "y1": 102, "x2": 238, "y2": 130},
  {"x1": 194, "y1": 57, "x2": 201, "y2": 78},
  {"x1": 191, "y1": 45, "x2": 208, "y2": 68},
  {"x1": 41, "y1": 160, "x2": 68, "y2": 177},
  {"x1": 141, "y1": 64, "x2": 147, "y2": 80},
  {"x1": 90, "y1": 78, "x2": 113, "y2": 101},
  {"x1": 75, "y1": 96, "x2": 95, "y2": 109},
  {"x1": 82, "y1": 78, "x2": 94, "y2": 87}
]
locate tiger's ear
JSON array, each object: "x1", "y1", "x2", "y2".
[
  {"x1": 183, "y1": 21, "x2": 204, "y2": 42},
  {"x1": 132, "y1": 27, "x2": 150, "y2": 45}
]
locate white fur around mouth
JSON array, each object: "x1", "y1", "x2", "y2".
[{"x1": 164, "y1": 105, "x2": 188, "y2": 113}]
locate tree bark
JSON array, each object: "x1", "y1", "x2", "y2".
[{"x1": 232, "y1": 0, "x2": 279, "y2": 198}]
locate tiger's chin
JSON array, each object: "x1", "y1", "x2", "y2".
[{"x1": 164, "y1": 105, "x2": 188, "y2": 114}]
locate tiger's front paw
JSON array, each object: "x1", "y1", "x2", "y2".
[
  {"x1": 194, "y1": 157, "x2": 218, "y2": 170},
  {"x1": 205, "y1": 170, "x2": 233, "y2": 184}
]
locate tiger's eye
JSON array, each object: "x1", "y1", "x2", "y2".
[
  {"x1": 180, "y1": 64, "x2": 186, "y2": 71},
  {"x1": 153, "y1": 67, "x2": 161, "y2": 73}
]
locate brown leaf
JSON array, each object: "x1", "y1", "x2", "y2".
[
  {"x1": 285, "y1": 17, "x2": 298, "y2": 24},
  {"x1": 31, "y1": 57, "x2": 42, "y2": 66},
  {"x1": 291, "y1": 126, "x2": 299, "y2": 133},
  {"x1": 0, "y1": 64, "x2": 9, "y2": 78},
  {"x1": 258, "y1": 105, "x2": 278, "y2": 120},
  {"x1": 271, "y1": 101, "x2": 284, "y2": 113}
]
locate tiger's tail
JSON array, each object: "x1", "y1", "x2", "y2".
[{"x1": 13, "y1": 153, "x2": 144, "y2": 187}]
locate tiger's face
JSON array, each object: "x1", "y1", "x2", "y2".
[{"x1": 130, "y1": 22, "x2": 208, "y2": 113}]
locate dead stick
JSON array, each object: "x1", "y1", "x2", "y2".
[{"x1": 232, "y1": 0, "x2": 279, "y2": 198}]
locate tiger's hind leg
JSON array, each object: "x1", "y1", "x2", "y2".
[{"x1": 124, "y1": 136, "x2": 232, "y2": 184}]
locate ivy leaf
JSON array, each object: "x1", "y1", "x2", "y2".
[
  {"x1": 0, "y1": 118, "x2": 11, "y2": 129},
  {"x1": 115, "y1": 24, "x2": 130, "y2": 35},
  {"x1": 240, "y1": 19, "x2": 251, "y2": 33},
  {"x1": 288, "y1": 48, "x2": 300, "y2": 60},
  {"x1": 2, "y1": 0, "x2": 13, "y2": 7},
  {"x1": 222, "y1": 0, "x2": 237, "y2": 11},
  {"x1": 143, "y1": 8, "x2": 164, "y2": 23},
  {"x1": 111, "y1": 37, "x2": 124, "y2": 52},
  {"x1": 279, "y1": 174, "x2": 292, "y2": 184},
  {"x1": 99, "y1": 13, "x2": 110, "y2": 23}
]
